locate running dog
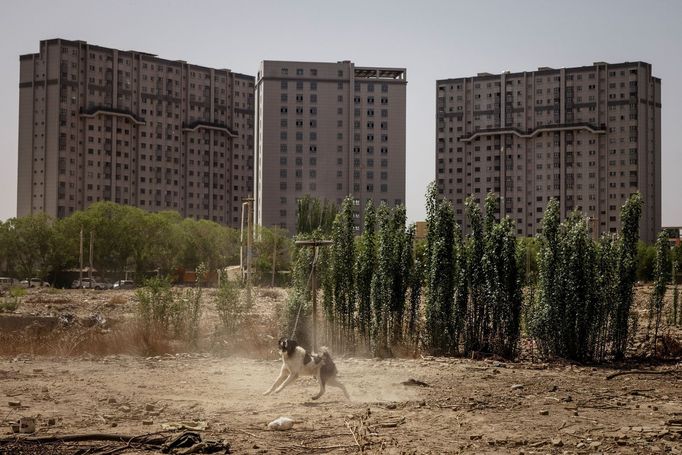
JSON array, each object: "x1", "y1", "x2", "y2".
[{"x1": 263, "y1": 338, "x2": 350, "y2": 400}]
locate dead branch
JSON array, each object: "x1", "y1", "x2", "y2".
[
  {"x1": 345, "y1": 420, "x2": 363, "y2": 452},
  {"x1": 0, "y1": 431, "x2": 170, "y2": 445},
  {"x1": 605, "y1": 369, "x2": 680, "y2": 380}
]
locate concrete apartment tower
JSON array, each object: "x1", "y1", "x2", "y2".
[
  {"x1": 436, "y1": 62, "x2": 661, "y2": 242},
  {"x1": 254, "y1": 60, "x2": 406, "y2": 232},
  {"x1": 18, "y1": 39, "x2": 254, "y2": 226}
]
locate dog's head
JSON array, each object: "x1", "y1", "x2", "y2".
[{"x1": 278, "y1": 337, "x2": 299, "y2": 357}]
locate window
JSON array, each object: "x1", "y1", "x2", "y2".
[{"x1": 296, "y1": 68, "x2": 304, "y2": 76}]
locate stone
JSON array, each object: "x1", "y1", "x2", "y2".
[
  {"x1": 119, "y1": 405, "x2": 131, "y2": 413},
  {"x1": 386, "y1": 403, "x2": 397, "y2": 410},
  {"x1": 107, "y1": 398, "x2": 117, "y2": 404},
  {"x1": 551, "y1": 438, "x2": 563, "y2": 447},
  {"x1": 145, "y1": 403, "x2": 155, "y2": 412},
  {"x1": 511, "y1": 384, "x2": 524, "y2": 390},
  {"x1": 539, "y1": 410, "x2": 549, "y2": 416},
  {"x1": 8, "y1": 401, "x2": 21, "y2": 407},
  {"x1": 47, "y1": 418, "x2": 56, "y2": 426},
  {"x1": 142, "y1": 420, "x2": 154, "y2": 425}
]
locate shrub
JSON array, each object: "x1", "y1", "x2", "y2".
[
  {"x1": 0, "y1": 287, "x2": 25, "y2": 312},
  {"x1": 215, "y1": 277, "x2": 247, "y2": 335},
  {"x1": 135, "y1": 276, "x2": 175, "y2": 333}
]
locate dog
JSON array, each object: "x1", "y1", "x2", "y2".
[{"x1": 263, "y1": 338, "x2": 350, "y2": 400}]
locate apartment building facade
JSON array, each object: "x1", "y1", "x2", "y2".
[
  {"x1": 18, "y1": 38, "x2": 254, "y2": 226},
  {"x1": 436, "y1": 61, "x2": 661, "y2": 242},
  {"x1": 254, "y1": 60, "x2": 406, "y2": 232}
]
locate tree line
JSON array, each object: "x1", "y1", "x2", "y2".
[
  {"x1": 0, "y1": 201, "x2": 291, "y2": 284},
  {"x1": 286, "y1": 185, "x2": 680, "y2": 361}
]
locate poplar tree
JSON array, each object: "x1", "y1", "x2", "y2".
[
  {"x1": 355, "y1": 201, "x2": 376, "y2": 345},
  {"x1": 649, "y1": 231, "x2": 671, "y2": 355}
]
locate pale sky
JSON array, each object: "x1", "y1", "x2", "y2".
[{"x1": 1, "y1": 0, "x2": 681, "y2": 226}]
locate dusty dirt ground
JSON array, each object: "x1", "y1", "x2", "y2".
[{"x1": 0, "y1": 287, "x2": 681, "y2": 454}]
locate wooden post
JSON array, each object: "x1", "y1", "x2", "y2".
[
  {"x1": 79, "y1": 228, "x2": 83, "y2": 287},
  {"x1": 311, "y1": 246, "x2": 317, "y2": 352},
  {"x1": 89, "y1": 230, "x2": 94, "y2": 281},
  {"x1": 294, "y1": 239, "x2": 333, "y2": 353},
  {"x1": 271, "y1": 236, "x2": 277, "y2": 287},
  {"x1": 244, "y1": 197, "x2": 254, "y2": 306}
]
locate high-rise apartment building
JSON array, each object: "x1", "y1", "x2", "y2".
[
  {"x1": 436, "y1": 61, "x2": 660, "y2": 242},
  {"x1": 254, "y1": 60, "x2": 406, "y2": 232},
  {"x1": 18, "y1": 39, "x2": 254, "y2": 226}
]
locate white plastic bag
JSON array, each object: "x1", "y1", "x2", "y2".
[{"x1": 267, "y1": 416, "x2": 294, "y2": 430}]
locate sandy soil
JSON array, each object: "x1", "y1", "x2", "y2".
[{"x1": 0, "y1": 287, "x2": 681, "y2": 454}]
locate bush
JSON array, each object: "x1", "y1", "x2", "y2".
[
  {"x1": 135, "y1": 276, "x2": 175, "y2": 334},
  {"x1": 174, "y1": 286, "x2": 203, "y2": 345},
  {"x1": 215, "y1": 277, "x2": 248, "y2": 335},
  {"x1": 0, "y1": 287, "x2": 25, "y2": 312}
]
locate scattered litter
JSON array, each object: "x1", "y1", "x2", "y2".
[
  {"x1": 511, "y1": 384, "x2": 524, "y2": 390},
  {"x1": 161, "y1": 431, "x2": 230, "y2": 454},
  {"x1": 161, "y1": 421, "x2": 209, "y2": 431},
  {"x1": 8, "y1": 401, "x2": 21, "y2": 408},
  {"x1": 18, "y1": 417, "x2": 36, "y2": 434},
  {"x1": 268, "y1": 416, "x2": 294, "y2": 430}
]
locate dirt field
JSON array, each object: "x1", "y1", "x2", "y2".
[{"x1": 1, "y1": 287, "x2": 681, "y2": 454}]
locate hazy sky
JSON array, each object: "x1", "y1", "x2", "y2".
[{"x1": 1, "y1": 0, "x2": 681, "y2": 225}]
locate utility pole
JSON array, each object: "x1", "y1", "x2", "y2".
[
  {"x1": 79, "y1": 228, "x2": 83, "y2": 287},
  {"x1": 89, "y1": 230, "x2": 94, "y2": 281},
  {"x1": 294, "y1": 239, "x2": 333, "y2": 353},
  {"x1": 243, "y1": 197, "x2": 254, "y2": 306},
  {"x1": 271, "y1": 236, "x2": 277, "y2": 287}
]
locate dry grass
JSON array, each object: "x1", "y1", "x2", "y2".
[
  {"x1": 0, "y1": 323, "x2": 175, "y2": 357},
  {"x1": 258, "y1": 288, "x2": 281, "y2": 300},
  {"x1": 108, "y1": 294, "x2": 128, "y2": 306}
]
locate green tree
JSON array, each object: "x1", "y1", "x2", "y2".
[
  {"x1": 254, "y1": 226, "x2": 292, "y2": 286},
  {"x1": 612, "y1": 193, "x2": 643, "y2": 360},
  {"x1": 370, "y1": 203, "x2": 393, "y2": 355},
  {"x1": 4, "y1": 213, "x2": 56, "y2": 280},
  {"x1": 648, "y1": 231, "x2": 671, "y2": 355},
  {"x1": 355, "y1": 201, "x2": 376, "y2": 344},
  {"x1": 329, "y1": 196, "x2": 356, "y2": 349},
  {"x1": 296, "y1": 195, "x2": 337, "y2": 235},
  {"x1": 464, "y1": 196, "x2": 486, "y2": 354},
  {"x1": 636, "y1": 241, "x2": 656, "y2": 282},
  {"x1": 424, "y1": 183, "x2": 457, "y2": 355}
]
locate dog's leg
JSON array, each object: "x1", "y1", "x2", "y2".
[
  {"x1": 274, "y1": 372, "x2": 299, "y2": 393},
  {"x1": 311, "y1": 377, "x2": 326, "y2": 400},
  {"x1": 327, "y1": 377, "x2": 350, "y2": 400},
  {"x1": 263, "y1": 364, "x2": 288, "y2": 396}
]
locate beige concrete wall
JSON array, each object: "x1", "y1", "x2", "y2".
[
  {"x1": 17, "y1": 39, "x2": 254, "y2": 227},
  {"x1": 255, "y1": 60, "x2": 407, "y2": 233},
  {"x1": 436, "y1": 62, "x2": 660, "y2": 242}
]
